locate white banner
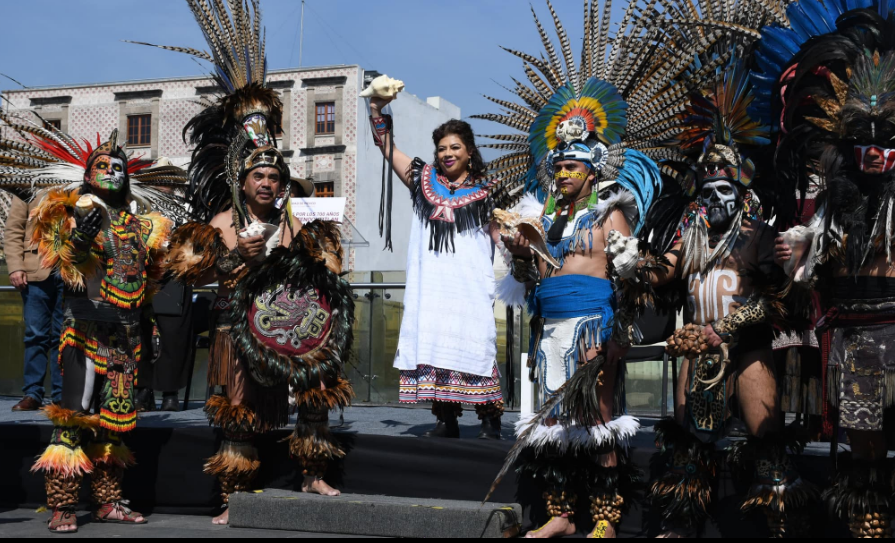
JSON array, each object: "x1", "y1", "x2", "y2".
[{"x1": 290, "y1": 197, "x2": 346, "y2": 224}]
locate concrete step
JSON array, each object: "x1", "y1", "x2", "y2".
[{"x1": 229, "y1": 489, "x2": 522, "y2": 538}]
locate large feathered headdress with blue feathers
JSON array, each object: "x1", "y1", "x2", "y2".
[
  {"x1": 755, "y1": 1, "x2": 895, "y2": 273},
  {"x1": 128, "y1": 0, "x2": 285, "y2": 224},
  {"x1": 476, "y1": 0, "x2": 773, "y2": 235}
]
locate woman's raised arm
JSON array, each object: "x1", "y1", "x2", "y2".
[{"x1": 369, "y1": 97, "x2": 414, "y2": 190}]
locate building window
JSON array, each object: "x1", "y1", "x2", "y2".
[
  {"x1": 44, "y1": 119, "x2": 61, "y2": 131},
  {"x1": 127, "y1": 114, "x2": 152, "y2": 146},
  {"x1": 315, "y1": 181, "x2": 335, "y2": 198},
  {"x1": 315, "y1": 103, "x2": 335, "y2": 135}
]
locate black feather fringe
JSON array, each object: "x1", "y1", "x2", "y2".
[
  {"x1": 726, "y1": 428, "x2": 819, "y2": 522},
  {"x1": 823, "y1": 454, "x2": 893, "y2": 521},
  {"x1": 648, "y1": 418, "x2": 718, "y2": 530},
  {"x1": 409, "y1": 158, "x2": 494, "y2": 254}
]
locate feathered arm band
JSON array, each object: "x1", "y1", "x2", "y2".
[
  {"x1": 30, "y1": 190, "x2": 100, "y2": 291},
  {"x1": 163, "y1": 222, "x2": 229, "y2": 286}
]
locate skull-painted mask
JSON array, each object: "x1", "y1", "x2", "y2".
[
  {"x1": 242, "y1": 113, "x2": 274, "y2": 147},
  {"x1": 700, "y1": 179, "x2": 741, "y2": 231},
  {"x1": 86, "y1": 155, "x2": 128, "y2": 193}
]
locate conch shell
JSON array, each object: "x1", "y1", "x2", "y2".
[
  {"x1": 360, "y1": 75, "x2": 405, "y2": 99},
  {"x1": 75, "y1": 194, "x2": 97, "y2": 217},
  {"x1": 238, "y1": 221, "x2": 281, "y2": 262},
  {"x1": 493, "y1": 208, "x2": 561, "y2": 269},
  {"x1": 781, "y1": 225, "x2": 815, "y2": 282}
]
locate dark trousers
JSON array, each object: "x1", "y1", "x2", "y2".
[
  {"x1": 139, "y1": 286, "x2": 196, "y2": 393},
  {"x1": 21, "y1": 275, "x2": 64, "y2": 403}
]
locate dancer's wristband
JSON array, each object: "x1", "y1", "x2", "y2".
[
  {"x1": 713, "y1": 300, "x2": 768, "y2": 336},
  {"x1": 369, "y1": 115, "x2": 393, "y2": 148},
  {"x1": 511, "y1": 256, "x2": 538, "y2": 283}
]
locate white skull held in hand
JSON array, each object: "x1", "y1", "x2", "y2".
[{"x1": 605, "y1": 230, "x2": 641, "y2": 279}]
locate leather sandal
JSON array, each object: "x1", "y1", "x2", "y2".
[
  {"x1": 47, "y1": 506, "x2": 78, "y2": 534},
  {"x1": 93, "y1": 501, "x2": 147, "y2": 525}
]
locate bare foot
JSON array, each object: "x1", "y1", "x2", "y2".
[
  {"x1": 301, "y1": 476, "x2": 341, "y2": 496},
  {"x1": 525, "y1": 517, "x2": 576, "y2": 538},
  {"x1": 212, "y1": 508, "x2": 229, "y2": 525},
  {"x1": 587, "y1": 520, "x2": 617, "y2": 538}
]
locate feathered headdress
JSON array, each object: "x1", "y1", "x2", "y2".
[
  {"x1": 760, "y1": 2, "x2": 895, "y2": 272},
  {"x1": 476, "y1": 0, "x2": 770, "y2": 235},
  {"x1": 616, "y1": 0, "x2": 788, "y2": 268},
  {"x1": 0, "y1": 110, "x2": 189, "y2": 219},
  {"x1": 129, "y1": 0, "x2": 287, "y2": 225},
  {"x1": 666, "y1": 60, "x2": 775, "y2": 274},
  {"x1": 677, "y1": 63, "x2": 770, "y2": 195}
]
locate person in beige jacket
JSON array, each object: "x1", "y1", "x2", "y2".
[{"x1": 3, "y1": 194, "x2": 64, "y2": 411}]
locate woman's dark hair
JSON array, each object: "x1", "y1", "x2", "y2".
[{"x1": 432, "y1": 120, "x2": 488, "y2": 180}]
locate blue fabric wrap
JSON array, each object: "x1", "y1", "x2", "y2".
[{"x1": 528, "y1": 275, "x2": 616, "y2": 347}]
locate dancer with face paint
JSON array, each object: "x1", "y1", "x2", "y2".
[
  {"x1": 0, "y1": 119, "x2": 191, "y2": 533},
  {"x1": 470, "y1": 0, "x2": 777, "y2": 536},
  {"x1": 766, "y1": 2, "x2": 895, "y2": 537},
  {"x1": 605, "y1": 58, "x2": 819, "y2": 536}
]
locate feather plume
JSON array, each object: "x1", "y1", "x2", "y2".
[
  {"x1": 478, "y1": 0, "x2": 778, "y2": 210},
  {"x1": 121, "y1": 40, "x2": 213, "y2": 62},
  {"x1": 483, "y1": 379, "x2": 569, "y2": 504}
]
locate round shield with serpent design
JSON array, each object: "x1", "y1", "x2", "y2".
[
  {"x1": 248, "y1": 284, "x2": 333, "y2": 357},
  {"x1": 229, "y1": 221, "x2": 354, "y2": 391}
]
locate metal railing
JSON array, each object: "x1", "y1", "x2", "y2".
[
  {"x1": 0, "y1": 283, "x2": 408, "y2": 293},
  {"x1": 0, "y1": 281, "x2": 672, "y2": 414}
]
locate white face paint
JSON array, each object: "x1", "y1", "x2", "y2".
[
  {"x1": 87, "y1": 155, "x2": 127, "y2": 193},
  {"x1": 700, "y1": 180, "x2": 740, "y2": 230}
]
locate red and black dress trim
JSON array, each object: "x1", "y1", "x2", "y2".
[{"x1": 409, "y1": 158, "x2": 497, "y2": 253}]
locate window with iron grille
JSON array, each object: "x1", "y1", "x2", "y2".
[
  {"x1": 127, "y1": 114, "x2": 152, "y2": 146},
  {"x1": 44, "y1": 119, "x2": 61, "y2": 131},
  {"x1": 314, "y1": 181, "x2": 335, "y2": 198},
  {"x1": 315, "y1": 103, "x2": 335, "y2": 135}
]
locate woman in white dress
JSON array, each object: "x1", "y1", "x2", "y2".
[{"x1": 368, "y1": 97, "x2": 503, "y2": 439}]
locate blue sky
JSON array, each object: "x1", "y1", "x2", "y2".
[{"x1": 0, "y1": 0, "x2": 617, "y2": 140}]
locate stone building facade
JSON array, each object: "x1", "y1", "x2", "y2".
[{"x1": 1, "y1": 65, "x2": 460, "y2": 273}]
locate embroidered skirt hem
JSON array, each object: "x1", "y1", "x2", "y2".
[{"x1": 399, "y1": 363, "x2": 502, "y2": 405}]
